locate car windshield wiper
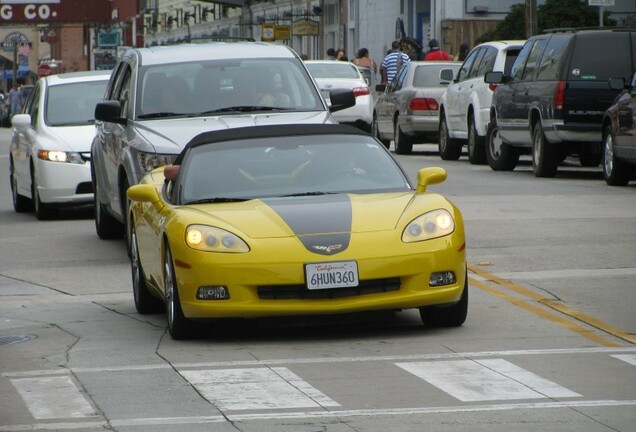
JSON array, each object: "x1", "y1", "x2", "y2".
[
  {"x1": 137, "y1": 112, "x2": 187, "y2": 119},
  {"x1": 280, "y1": 191, "x2": 338, "y2": 197},
  {"x1": 186, "y1": 197, "x2": 249, "y2": 204},
  {"x1": 198, "y1": 106, "x2": 284, "y2": 115}
]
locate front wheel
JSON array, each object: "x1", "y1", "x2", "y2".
[
  {"x1": 438, "y1": 114, "x2": 462, "y2": 160},
  {"x1": 131, "y1": 223, "x2": 163, "y2": 314},
  {"x1": 394, "y1": 121, "x2": 413, "y2": 155},
  {"x1": 603, "y1": 125, "x2": 633, "y2": 186},
  {"x1": 93, "y1": 167, "x2": 124, "y2": 239},
  {"x1": 420, "y1": 273, "x2": 468, "y2": 327},
  {"x1": 164, "y1": 243, "x2": 195, "y2": 340},
  {"x1": 486, "y1": 120, "x2": 519, "y2": 171},
  {"x1": 532, "y1": 122, "x2": 558, "y2": 178}
]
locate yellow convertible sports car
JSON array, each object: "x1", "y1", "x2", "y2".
[{"x1": 127, "y1": 124, "x2": 467, "y2": 339}]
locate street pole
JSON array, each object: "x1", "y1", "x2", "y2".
[
  {"x1": 525, "y1": 0, "x2": 538, "y2": 38},
  {"x1": 12, "y1": 46, "x2": 17, "y2": 85}
]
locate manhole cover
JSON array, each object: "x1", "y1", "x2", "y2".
[{"x1": 0, "y1": 334, "x2": 38, "y2": 346}]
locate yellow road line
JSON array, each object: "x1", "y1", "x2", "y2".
[{"x1": 467, "y1": 264, "x2": 629, "y2": 347}]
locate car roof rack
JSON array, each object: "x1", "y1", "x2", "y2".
[{"x1": 543, "y1": 26, "x2": 633, "y2": 34}]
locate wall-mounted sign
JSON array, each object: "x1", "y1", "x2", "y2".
[
  {"x1": 0, "y1": 0, "x2": 109, "y2": 24},
  {"x1": 97, "y1": 29, "x2": 120, "y2": 47},
  {"x1": 274, "y1": 25, "x2": 290, "y2": 41},
  {"x1": 261, "y1": 23, "x2": 274, "y2": 42},
  {"x1": 293, "y1": 19, "x2": 318, "y2": 36}
]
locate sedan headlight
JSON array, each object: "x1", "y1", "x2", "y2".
[
  {"x1": 137, "y1": 151, "x2": 178, "y2": 174},
  {"x1": 402, "y1": 209, "x2": 455, "y2": 243},
  {"x1": 185, "y1": 225, "x2": 250, "y2": 253},
  {"x1": 37, "y1": 150, "x2": 84, "y2": 164}
]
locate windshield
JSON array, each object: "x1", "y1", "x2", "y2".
[
  {"x1": 136, "y1": 58, "x2": 324, "y2": 119},
  {"x1": 178, "y1": 134, "x2": 410, "y2": 204},
  {"x1": 45, "y1": 80, "x2": 108, "y2": 126}
]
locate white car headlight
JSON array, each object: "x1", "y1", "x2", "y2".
[
  {"x1": 37, "y1": 150, "x2": 84, "y2": 164},
  {"x1": 185, "y1": 225, "x2": 250, "y2": 253},
  {"x1": 402, "y1": 209, "x2": 455, "y2": 243}
]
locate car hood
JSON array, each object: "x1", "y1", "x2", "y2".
[
  {"x1": 135, "y1": 112, "x2": 334, "y2": 154},
  {"x1": 45, "y1": 125, "x2": 97, "y2": 152}
]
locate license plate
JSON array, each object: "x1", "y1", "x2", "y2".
[{"x1": 305, "y1": 261, "x2": 359, "y2": 290}]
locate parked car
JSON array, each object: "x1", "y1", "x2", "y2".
[
  {"x1": 9, "y1": 71, "x2": 111, "y2": 219},
  {"x1": 601, "y1": 72, "x2": 636, "y2": 186},
  {"x1": 485, "y1": 29, "x2": 635, "y2": 177},
  {"x1": 373, "y1": 61, "x2": 459, "y2": 154},
  {"x1": 305, "y1": 60, "x2": 374, "y2": 132},
  {"x1": 0, "y1": 93, "x2": 9, "y2": 127},
  {"x1": 127, "y1": 123, "x2": 468, "y2": 339},
  {"x1": 438, "y1": 40, "x2": 524, "y2": 164},
  {"x1": 91, "y1": 41, "x2": 355, "y2": 246}
]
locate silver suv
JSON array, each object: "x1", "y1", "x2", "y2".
[
  {"x1": 91, "y1": 41, "x2": 354, "y2": 242},
  {"x1": 437, "y1": 40, "x2": 524, "y2": 164}
]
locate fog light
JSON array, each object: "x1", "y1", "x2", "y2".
[
  {"x1": 196, "y1": 286, "x2": 230, "y2": 300},
  {"x1": 429, "y1": 271, "x2": 456, "y2": 287}
]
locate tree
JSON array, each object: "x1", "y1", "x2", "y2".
[{"x1": 476, "y1": 0, "x2": 617, "y2": 44}]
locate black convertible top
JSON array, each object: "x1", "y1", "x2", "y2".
[{"x1": 175, "y1": 123, "x2": 366, "y2": 165}]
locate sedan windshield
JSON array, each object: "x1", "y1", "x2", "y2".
[
  {"x1": 136, "y1": 58, "x2": 324, "y2": 119},
  {"x1": 178, "y1": 135, "x2": 411, "y2": 204}
]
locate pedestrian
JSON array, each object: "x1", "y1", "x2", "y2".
[
  {"x1": 352, "y1": 48, "x2": 377, "y2": 75},
  {"x1": 379, "y1": 40, "x2": 410, "y2": 85},
  {"x1": 423, "y1": 39, "x2": 452, "y2": 61},
  {"x1": 326, "y1": 48, "x2": 336, "y2": 60},
  {"x1": 455, "y1": 42, "x2": 470, "y2": 61},
  {"x1": 335, "y1": 48, "x2": 348, "y2": 62},
  {"x1": 8, "y1": 83, "x2": 23, "y2": 117},
  {"x1": 400, "y1": 37, "x2": 423, "y2": 61}
]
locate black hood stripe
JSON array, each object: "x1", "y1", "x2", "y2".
[{"x1": 262, "y1": 195, "x2": 351, "y2": 255}]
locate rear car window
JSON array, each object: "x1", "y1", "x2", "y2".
[
  {"x1": 476, "y1": 46, "x2": 497, "y2": 76},
  {"x1": 536, "y1": 34, "x2": 569, "y2": 80},
  {"x1": 503, "y1": 49, "x2": 521, "y2": 75},
  {"x1": 567, "y1": 32, "x2": 632, "y2": 81}
]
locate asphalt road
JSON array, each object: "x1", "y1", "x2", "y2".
[{"x1": 0, "y1": 126, "x2": 635, "y2": 432}]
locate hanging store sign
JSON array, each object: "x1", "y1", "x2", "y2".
[
  {"x1": 293, "y1": 19, "x2": 318, "y2": 36},
  {"x1": 0, "y1": 0, "x2": 109, "y2": 24}
]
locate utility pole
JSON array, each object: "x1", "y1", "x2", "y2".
[{"x1": 525, "y1": 0, "x2": 538, "y2": 38}]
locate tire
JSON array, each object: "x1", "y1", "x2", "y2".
[
  {"x1": 485, "y1": 120, "x2": 519, "y2": 171},
  {"x1": 467, "y1": 113, "x2": 486, "y2": 165},
  {"x1": 532, "y1": 122, "x2": 558, "y2": 178},
  {"x1": 31, "y1": 166, "x2": 57, "y2": 220},
  {"x1": 438, "y1": 113, "x2": 462, "y2": 160},
  {"x1": 372, "y1": 113, "x2": 391, "y2": 149},
  {"x1": 130, "y1": 223, "x2": 163, "y2": 314},
  {"x1": 10, "y1": 158, "x2": 31, "y2": 213},
  {"x1": 164, "y1": 243, "x2": 195, "y2": 340},
  {"x1": 93, "y1": 167, "x2": 124, "y2": 239},
  {"x1": 420, "y1": 272, "x2": 468, "y2": 327},
  {"x1": 603, "y1": 125, "x2": 633, "y2": 186},
  {"x1": 394, "y1": 121, "x2": 414, "y2": 155}
]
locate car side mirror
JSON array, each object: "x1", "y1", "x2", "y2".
[
  {"x1": 484, "y1": 71, "x2": 504, "y2": 84},
  {"x1": 11, "y1": 113, "x2": 31, "y2": 127},
  {"x1": 127, "y1": 184, "x2": 161, "y2": 203},
  {"x1": 375, "y1": 83, "x2": 386, "y2": 93},
  {"x1": 95, "y1": 100, "x2": 127, "y2": 125},
  {"x1": 440, "y1": 69, "x2": 455, "y2": 82},
  {"x1": 416, "y1": 167, "x2": 447, "y2": 193},
  {"x1": 328, "y1": 88, "x2": 356, "y2": 112}
]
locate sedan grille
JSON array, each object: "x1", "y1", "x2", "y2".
[{"x1": 257, "y1": 277, "x2": 400, "y2": 300}]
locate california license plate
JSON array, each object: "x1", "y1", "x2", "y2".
[{"x1": 305, "y1": 261, "x2": 359, "y2": 290}]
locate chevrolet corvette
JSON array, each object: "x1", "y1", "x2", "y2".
[{"x1": 127, "y1": 124, "x2": 467, "y2": 339}]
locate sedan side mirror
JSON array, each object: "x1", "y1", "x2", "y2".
[
  {"x1": 416, "y1": 167, "x2": 447, "y2": 193},
  {"x1": 11, "y1": 113, "x2": 31, "y2": 128},
  {"x1": 95, "y1": 101, "x2": 127, "y2": 125},
  {"x1": 328, "y1": 88, "x2": 356, "y2": 113},
  {"x1": 440, "y1": 69, "x2": 455, "y2": 82},
  {"x1": 484, "y1": 71, "x2": 504, "y2": 84}
]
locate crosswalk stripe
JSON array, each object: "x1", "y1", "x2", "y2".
[
  {"x1": 396, "y1": 359, "x2": 581, "y2": 402},
  {"x1": 179, "y1": 367, "x2": 340, "y2": 410},
  {"x1": 10, "y1": 376, "x2": 96, "y2": 419},
  {"x1": 612, "y1": 354, "x2": 636, "y2": 366}
]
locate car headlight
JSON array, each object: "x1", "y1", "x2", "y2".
[
  {"x1": 402, "y1": 209, "x2": 455, "y2": 243},
  {"x1": 185, "y1": 225, "x2": 250, "y2": 253},
  {"x1": 37, "y1": 150, "x2": 84, "y2": 164},
  {"x1": 137, "y1": 151, "x2": 178, "y2": 174}
]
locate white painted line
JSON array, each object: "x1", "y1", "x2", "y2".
[
  {"x1": 2, "y1": 399, "x2": 635, "y2": 431},
  {"x1": 3, "y1": 347, "x2": 636, "y2": 377},
  {"x1": 396, "y1": 359, "x2": 580, "y2": 402},
  {"x1": 179, "y1": 367, "x2": 340, "y2": 410},
  {"x1": 10, "y1": 376, "x2": 96, "y2": 419},
  {"x1": 612, "y1": 354, "x2": 636, "y2": 366},
  {"x1": 480, "y1": 268, "x2": 636, "y2": 280}
]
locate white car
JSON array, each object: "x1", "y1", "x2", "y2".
[
  {"x1": 9, "y1": 70, "x2": 111, "y2": 219},
  {"x1": 438, "y1": 40, "x2": 525, "y2": 164},
  {"x1": 305, "y1": 60, "x2": 373, "y2": 132}
]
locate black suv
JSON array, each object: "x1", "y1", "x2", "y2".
[{"x1": 485, "y1": 29, "x2": 635, "y2": 177}]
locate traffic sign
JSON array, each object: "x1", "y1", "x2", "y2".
[{"x1": 37, "y1": 64, "x2": 52, "y2": 77}]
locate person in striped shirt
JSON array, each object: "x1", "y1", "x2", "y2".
[{"x1": 380, "y1": 41, "x2": 411, "y2": 85}]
